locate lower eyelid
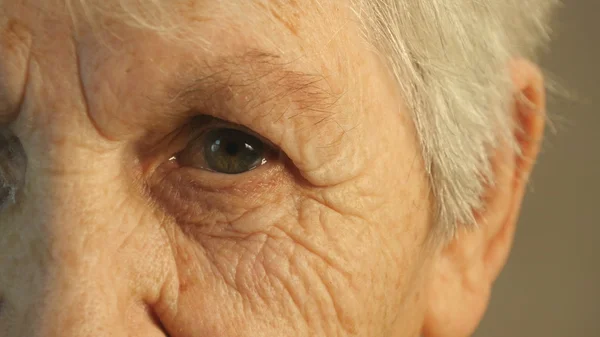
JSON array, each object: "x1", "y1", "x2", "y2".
[
  {"x1": 171, "y1": 164, "x2": 280, "y2": 192},
  {"x1": 149, "y1": 164, "x2": 288, "y2": 228},
  {"x1": 149, "y1": 155, "x2": 287, "y2": 206}
]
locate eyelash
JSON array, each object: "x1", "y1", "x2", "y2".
[
  {"x1": 178, "y1": 115, "x2": 280, "y2": 170},
  {"x1": 148, "y1": 115, "x2": 282, "y2": 189},
  {"x1": 186, "y1": 115, "x2": 279, "y2": 150}
]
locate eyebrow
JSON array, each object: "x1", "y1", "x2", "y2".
[{"x1": 164, "y1": 50, "x2": 344, "y2": 124}]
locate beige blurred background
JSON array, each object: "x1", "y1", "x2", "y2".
[{"x1": 474, "y1": 1, "x2": 600, "y2": 336}]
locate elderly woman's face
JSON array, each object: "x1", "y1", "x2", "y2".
[{"x1": 0, "y1": 0, "x2": 544, "y2": 336}]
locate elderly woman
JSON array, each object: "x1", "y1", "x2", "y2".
[{"x1": 0, "y1": 0, "x2": 558, "y2": 336}]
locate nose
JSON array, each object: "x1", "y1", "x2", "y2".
[{"x1": 0, "y1": 125, "x2": 169, "y2": 337}]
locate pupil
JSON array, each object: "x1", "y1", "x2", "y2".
[{"x1": 225, "y1": 142, "x2": 239, "y2": 156}]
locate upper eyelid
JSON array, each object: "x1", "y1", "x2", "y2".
[
  {"x1": 188, "y1": 115, "x2": 280, "y2": 151},
  {"x1": 153, "y1": 50, "x2": 346, "y2": 172}
]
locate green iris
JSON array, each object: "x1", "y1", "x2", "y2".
[{"x1": 202, "y1": 128, "x2": 266, "y2": 174}]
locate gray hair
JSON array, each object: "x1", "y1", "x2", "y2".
[
  {"x1": 68, "y1": 0, "x2": 560, "y2": 239},
  {"x1": 356, "y1": 0, "x2": 559, "y2": 238}
]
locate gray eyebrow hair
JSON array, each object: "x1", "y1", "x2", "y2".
[{"x1": 164, "y1": 50, "x2": 345, "y2": 123}]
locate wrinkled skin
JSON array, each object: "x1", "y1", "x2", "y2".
[
  {"x1": 0, "y1": 1, "x2": 433, "y2": 336},
  {"x1": 0, "y1": 1, "x2": 546, "y2": 336}
]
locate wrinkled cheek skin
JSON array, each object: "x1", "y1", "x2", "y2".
[
  {"x1": 144, "y1": 151, "x2": 431, "y2": 336},
  {"x1": 141, "y1": 159, "x2": 380, "y2": 335},
  {"x1": 147, "y1": 186, "x2": 370, "y2": 337}
]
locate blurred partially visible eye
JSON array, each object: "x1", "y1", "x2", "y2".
[
  {"x1": 177, "y1": 126, "x2": 273, "y2": 175},
  {"x1": 0, "y1": 128, "x2": 26, "y2": 210}
]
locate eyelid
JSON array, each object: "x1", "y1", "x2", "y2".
[{"x1": 188, "y1": 115, "x2": 279, "y2": 150}]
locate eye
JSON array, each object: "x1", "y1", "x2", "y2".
[
  {"x1": 177, "y1": 126, "x2": 272, "y2": 175},
  {"x1": 0, "y1": 128, "x2": 26, "y2": 211}
]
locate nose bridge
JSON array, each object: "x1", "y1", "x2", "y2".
[
  {"x1": 0, "y1": 137, "x2": 155, "y2": 336},
  {"x1": 4, "y1": 155, "x2": 129, "y2": 336},
  {"x1": 1, "y1": 175, "x2": 166, "y2": 336},
  {"x1": 22, "y1": 137, "x2": 125, "y2": 252}
]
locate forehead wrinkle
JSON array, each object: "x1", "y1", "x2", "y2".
[
  {"x1": 66, "y1": 0, "x2": 213, "y2": 43},
  {"x1": 253, "y1": 0, "x2": 301, "y2": 38},
  {"x1": 166, "y1": 50, "x2": 345, "y2": 124}
]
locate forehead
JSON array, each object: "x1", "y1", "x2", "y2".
[
  {"x1": 4, "y1": 0, "x2": 361, "y2": 83},
  {"x1": 3, "y1": 0, "x2": 356, "y2": 47},
  {"x1": 68, "y1": 0, "x2": 359, "y2": 111},
  {"x1": 0, "y1": 0, "x2": 372, "y2": 141},
  {"x1": 69, "y1": 0, "x2": 351, "y2": 43}
]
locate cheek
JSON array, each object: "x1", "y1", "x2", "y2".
[
  {"x1": 156, "y1": 200, "x2": 365, "y2": 336},
  {"x1": 152, "y1": 176, "x2": 430, "y2": 337}
]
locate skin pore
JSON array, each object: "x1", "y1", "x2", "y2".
[{"x1": 0, "y1": 1, "x2": 546, "y2": 336}]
